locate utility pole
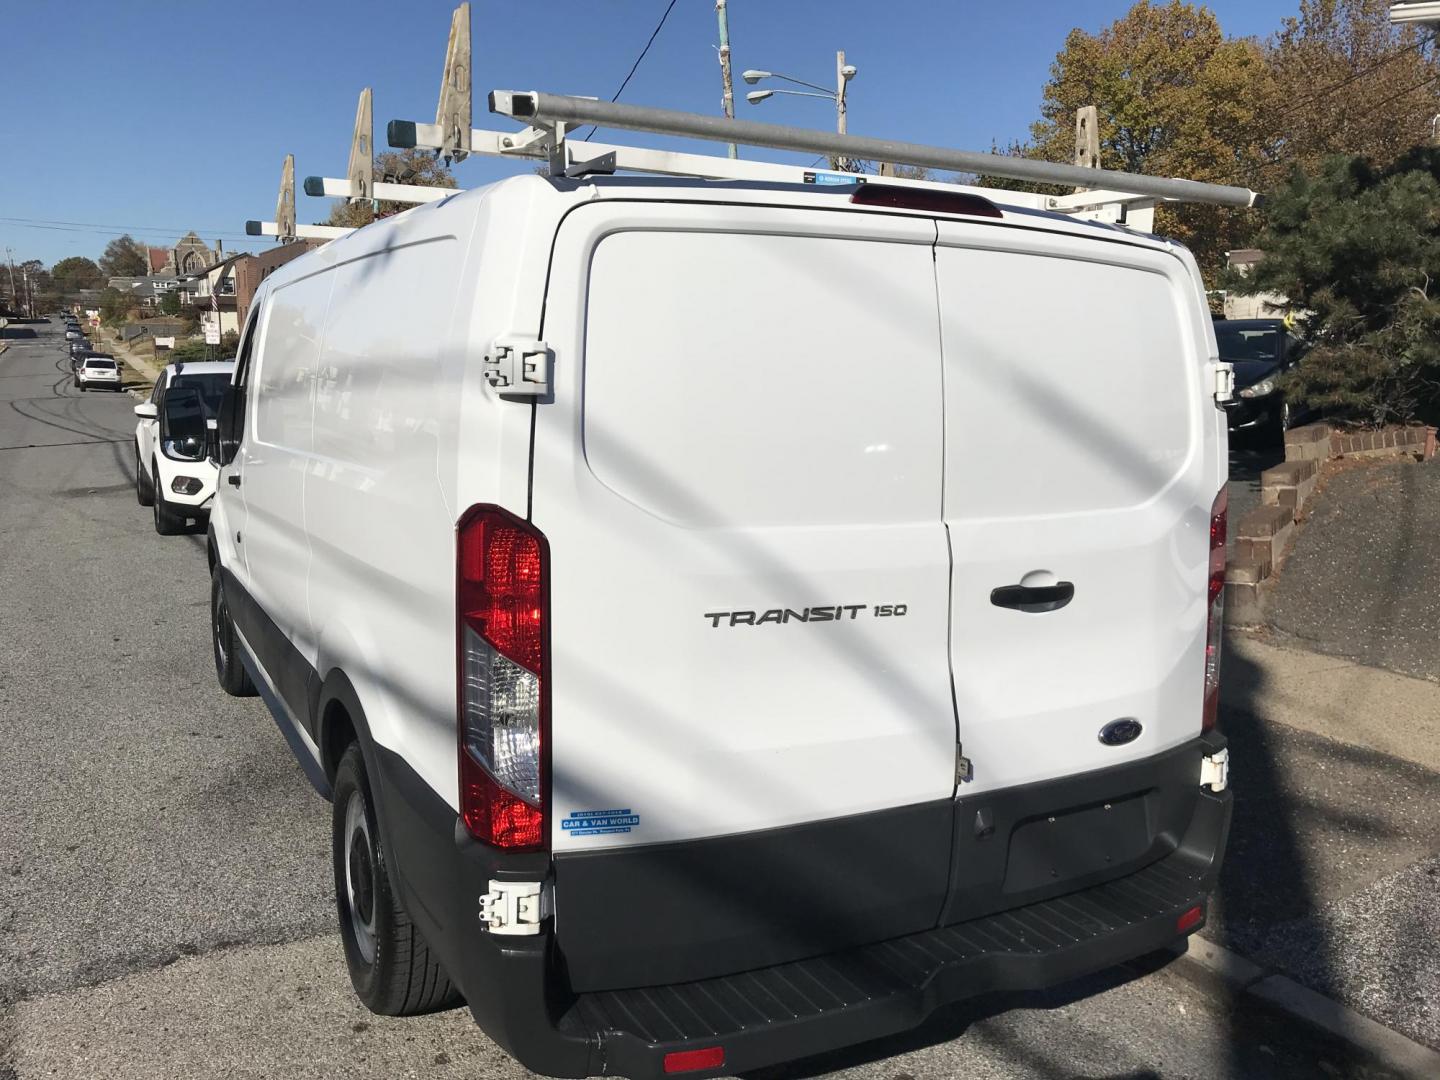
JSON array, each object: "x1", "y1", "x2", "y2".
[
  {"x1": 835, "y1": 50, "x2": 850, "y2": 171},
  {"x1": 4, "y1": 248, "x2": 16, "y2": 315},
  {"x1": 716, "y1": 0, "x2": 737, "y2": 158}
]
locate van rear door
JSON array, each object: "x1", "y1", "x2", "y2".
[
  {"x1": 534, "y1": 203, "x2": 958, "y2": 988},
  {"x1": 934, "y1": 226, "x2": 1215, "y2": 799}
]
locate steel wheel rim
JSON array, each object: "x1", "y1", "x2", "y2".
[{"x1": 344, "y1": 791, "x2": 378, "y2": 964}]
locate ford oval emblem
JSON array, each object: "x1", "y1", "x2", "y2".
[{"x1": 1099, "y1": 719, "x2": 1143, "y2": 746}]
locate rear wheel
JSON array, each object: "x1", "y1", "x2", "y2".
[
  {"x1": 333, "y1": 743, "x2": 460, "y2": 1016},
  {"x1": 210, "y1": 567, "x2": 256, "y2": 697},
  {"x1": 152, "y1": 460, "x2": 185, "y2": 535},
  {"x1": 135, "y1": 443, "x2": 154, "y2": 507}
]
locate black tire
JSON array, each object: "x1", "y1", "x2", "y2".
[
  {"x1": 152, "y1": 460, "x2": 186, "y2": 535},
  {"x1": 210, "y1": 568, "x2": 256, "y2": 697},
  {"x1": 79, "y1": 384, "x2": 86, "y2": 392},
  {"x1": 135, "y1": 443, "x2": 154, "y2": 507},
  {"x1": 333, "y1": 743, "x2": 460, "y2": 1016}
]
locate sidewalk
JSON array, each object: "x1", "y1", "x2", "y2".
[{"x1": 1209, "y1": 632, "x2": 1440, "y2": 1053}]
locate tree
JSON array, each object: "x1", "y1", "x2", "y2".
[
  {"x1": 50, "y1": 256, "x2": 103, "y2": 295},
  {"x1": 1231, "y1": 147, "x2": 1440, "y2": 425},
  {"x1": 159, "y1": 290, "x2": 181, "y2": 316},
  {"x1": 99, "y1": 286, "x2": 142, "y2": 327},
  {"x1": 983, "y1": 2, "x2": 1275, "y2": 276},
  {"x1": 99, "y1": 235, "x2": 148, "y2": 278},
  {"x1": 1265, "y1": 0, "x2": 1440, "y2": 178},
  {"x1": 323, "y1": 148, "x2": 458, "y2": 228}
]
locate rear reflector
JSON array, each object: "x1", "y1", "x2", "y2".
[
  {"x1": 850, "y1": 183, "x2": 1003, "y2": 218},
  {"x1": 663, "y1": 1047, "x2": 725, "y2": 1074},
  {"x1": 1176, "y1": 904, "x2": 1204, "y2": 934}
]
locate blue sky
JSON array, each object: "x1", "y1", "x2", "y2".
[{"x1": 1, "y1": 0, "x2": 1302, "y2": 268}]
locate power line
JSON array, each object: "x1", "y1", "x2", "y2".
[
  {"x1": 580, "y1": 0, "x2": 680, "y2": 140},
  {"x1": 0, "y1": 214, "x2": 241, "y2": 233},
  {"x1": 1273, "y1": 32, "x2": 1437, "y2": 123},
  {"x1": 1366, "y1": 68, "x2": 1440, "y2": 115},
  {"x1": 0, "y1": 221, "x2": 258, "y2": 243}
]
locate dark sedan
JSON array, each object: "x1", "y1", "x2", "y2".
[{"x1": 1215, "y1": 319, "x2": 1309, "y2": 439}]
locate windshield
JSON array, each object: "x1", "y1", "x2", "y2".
[
  {"x1": 1215, "y1": 324, "x2": 1282, "y2": 363},
  {"x1": 171, "y1": 373, "x2": 230, "y2": 414}
]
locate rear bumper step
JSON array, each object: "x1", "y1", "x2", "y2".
[{"x1": 560, "y1": 822, "x2": 1225, "y2": 1078}]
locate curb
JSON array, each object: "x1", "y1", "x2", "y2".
[{"x1": 1167, "y1": 937, "x2": 1440, "y2": 1078}]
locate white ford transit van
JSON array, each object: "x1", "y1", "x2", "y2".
[{"x1": 208, "y1": 170, "x2": 1233, "y2": 1078}]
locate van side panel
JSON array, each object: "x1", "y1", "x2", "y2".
[
  {"x1": 237, "y1": 270, "x2": 331, "y2": 730},
  {"x1": 306, "y1": 237, "x2": 466, "y2": 802}
]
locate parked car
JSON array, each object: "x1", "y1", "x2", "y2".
[
  {"x1": 63, "y1": 327, "x2": 82, "y2": 341},
  {"x1": 207, "y1": 173, "x2": 1233, "y2": 1078},
  {"x1": 1214, "y1": 318, "x2": 1309, "y2": 438},
  {"x1": 75, "y1": 355, "x2": 121, "y2": 392},
  {"x1": 67, "y1": 338, "x2": 91, "y2": 359},
  {"x1": 134, "y1": 360, "x2": 235, "y2": 535}
]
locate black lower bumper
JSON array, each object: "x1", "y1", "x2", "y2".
[
  {"x1": 371, "y1": 736, "x2": 1231, "y2": 1079},
  {"x1": 565, "y1": 831, "x2": 1223, "y2": 1078}
]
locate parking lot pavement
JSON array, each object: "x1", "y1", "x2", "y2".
[
  {"x1": 0, "y1": 320, "x2": 1422, "y2": 1079},
  {"x1": 1266, "y1": 456, "x2": 1440, "y2": 683}
]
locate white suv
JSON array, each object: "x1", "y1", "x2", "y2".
[
  {"x1": 207, "y1": 173, "x2": 1233, "y2": 1078},
  {"x1": 76, "y1": 355, "x2": 121, "y2": 391},
  {"x1": 134, "y1": 360, "x2": 234, "y2": 535}
]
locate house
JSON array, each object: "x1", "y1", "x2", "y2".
[
  {"x1": 180, "y1": 254, "x2": 247, "y2": 339},
  {"x1": 1222, "y1": 249, "x2": 1288, "y2": 320},
  {"x1": 233, "y1": 240, "x2": 326, "y2": 329},
  {"x1": 106, "y1": 276, "x2": 164, "y2": 308}
]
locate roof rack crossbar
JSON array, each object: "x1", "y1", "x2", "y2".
[{"x1": 482, "y1": 90, "x2": 1260, "y2": 210}]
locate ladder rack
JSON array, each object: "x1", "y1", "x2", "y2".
[
  {"x1": 246, "y1": 3, "x2": 1262, "y2": 245},
  {"x1": 469, "y1": 91, "x2": 1261, "y2": 210}
]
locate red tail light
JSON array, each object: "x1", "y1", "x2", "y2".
[
  {"x1": 1203, "y1": 488, "x2": 1227, "y2": 732},
  {"x1": 457, "y1": 505, "x2": 548, "y2": 850}
]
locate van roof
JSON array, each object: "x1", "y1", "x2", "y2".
[{"x1": 259, "y1": 171, "x2": 1188, "y2": 298}]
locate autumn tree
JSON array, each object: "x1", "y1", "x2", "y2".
[
  {"x1": 323, "y1": 148, "x2": 458, "y2": 229},
  {"x1": 98, "y1": 235, "x2": 148, "y2": 278},
  {"x1": 1264, "y1": 0, "x2": 1440, "y2": 179},
  {"x1": 984, "y1": 1, "x2": 1274, "y2": 276},
  {"x1": 50, "y1": 256, "x2": 103, "y2": 295}
]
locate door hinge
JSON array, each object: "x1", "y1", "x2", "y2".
[
  {"x1": 1200, "y1": 747, "x2": 1229, "y2": 792},
  {"x1": 478, "y1": 879, "x2": 550, "y2": 936},
  {"x1": 1212, "y1": 361, "x2": 1235, "y2": 404},
  {"x1": 483, "y1": 337, "x2": 551, "y2": 399}
]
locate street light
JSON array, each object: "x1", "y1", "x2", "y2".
[{"x1": 744, "y1": 51, "x2": 857, "y2": 168}]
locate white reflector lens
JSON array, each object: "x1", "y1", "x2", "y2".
[{"x1": 462, "y1": 626, "x2": 541, "y2": 804}]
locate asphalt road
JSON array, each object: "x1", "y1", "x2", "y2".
[{"x1": 0, "y1": 319, "x2": 1417, "y2": 1079}]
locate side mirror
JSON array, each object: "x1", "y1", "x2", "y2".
[
  {"x1": 133, "y1": 402, "x2": 158, "y2": 420},
  {"x1": 216, "y1": 383, "x2": 244, "y2": 466}
]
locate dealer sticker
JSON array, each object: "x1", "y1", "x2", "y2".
[{"x1": 561, "y1": 808, "x2": 640, "y2": 836}]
